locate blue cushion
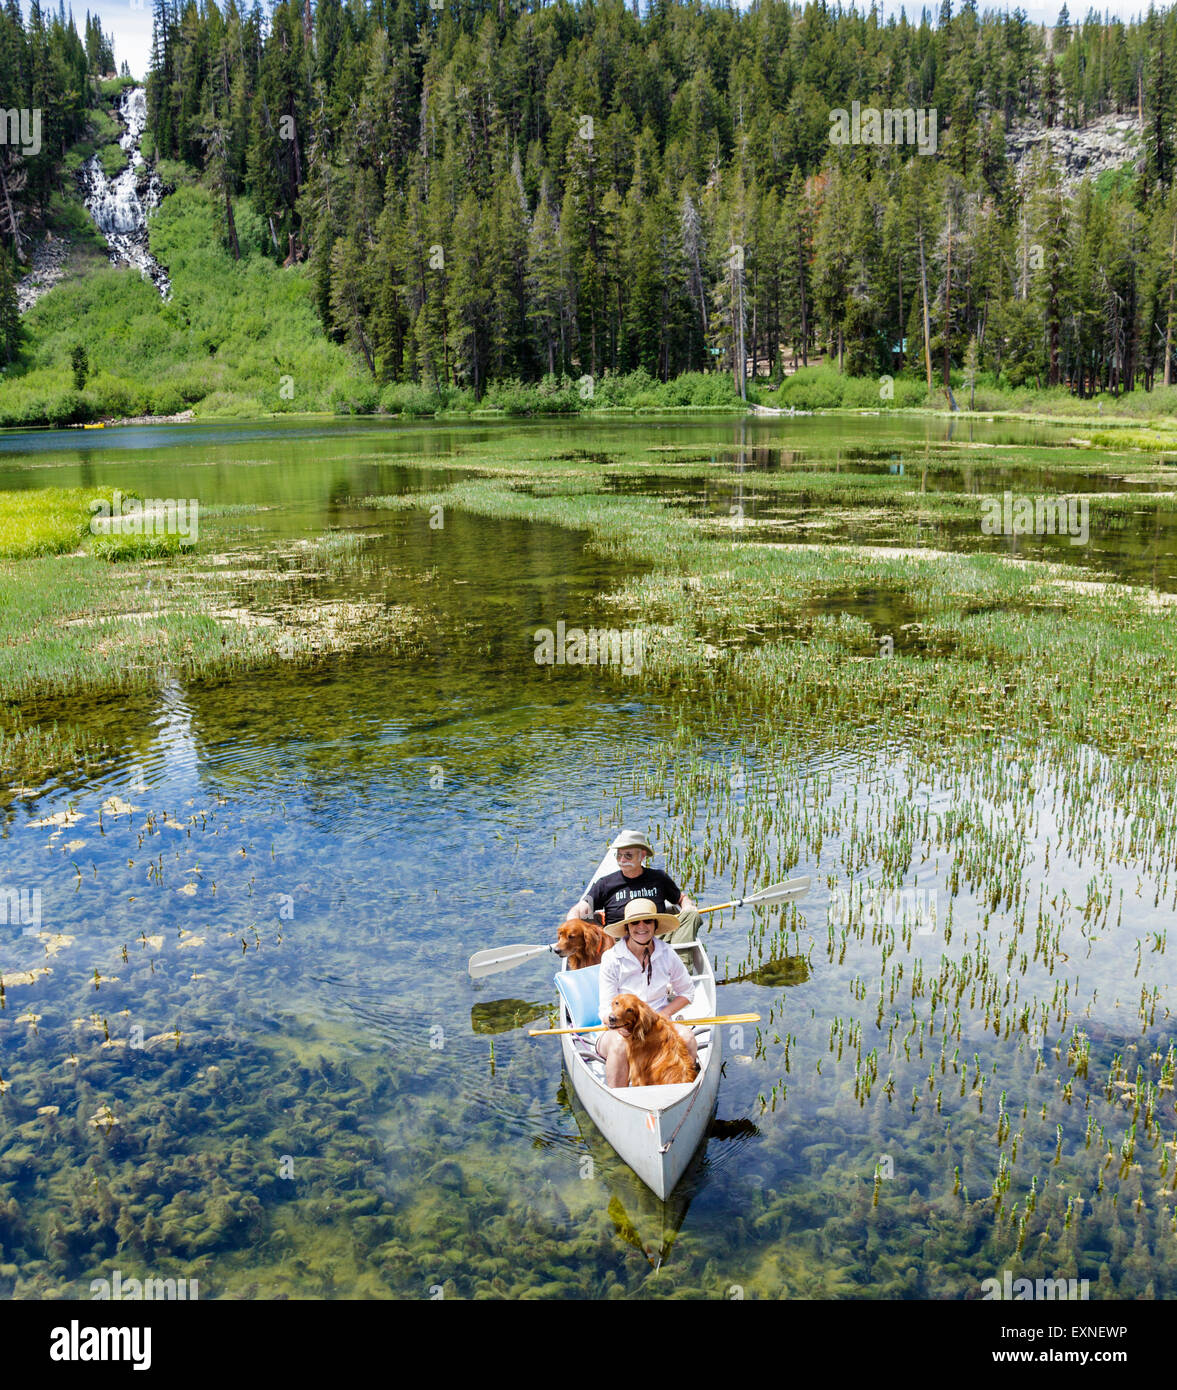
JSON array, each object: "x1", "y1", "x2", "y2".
[{"x1": 555, "y1": 965, "x2": 602, "y2": 1029}]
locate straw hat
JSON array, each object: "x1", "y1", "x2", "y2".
[{"x1": 603, "y1": 897, "x2": 680, "y2": 939}]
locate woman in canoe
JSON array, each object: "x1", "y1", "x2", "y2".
[
  {"x1": 568, "y1": 829, "x2": 702, "y2": 945},
  {"x1": 594, "y1": 897, "x2": 699, "y2": 1088}
]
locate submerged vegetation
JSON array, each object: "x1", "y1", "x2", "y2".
[
  {"x1": 361, "y1": 437, "x2": 1177, "y2": 770},
  {"x1": 0, "y1": 414, "x2": 1175, "y2": 1298},
  {"x1": 0, "y1": 489, "x2": 424, "y2": 779}
]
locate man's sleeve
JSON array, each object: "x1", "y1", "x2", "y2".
[
  {"x1": 659, "y1": 869, "x2": 684, "y2": 905},
  {"x1": 585, "y1": 873, "x2": 610, "y2": 912}
]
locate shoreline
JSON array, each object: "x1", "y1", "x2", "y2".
[
  {"x1": 1, "y1": 399, "x2": 1171, "y2": 438},
  {"x1": 70, "y1": 408, "x2": 197, "y2": 428}
]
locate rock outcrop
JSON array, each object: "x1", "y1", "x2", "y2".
[
  {"x1": 16, "y1": 233, "x2": 72, "y2": 314},
  {"x1": 1005, "y1": 112, "x2": 1141, "y2": 189}
]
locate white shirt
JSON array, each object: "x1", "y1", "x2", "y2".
[{"x1": 598, "y1": 936, "x2": 695, "y2": 1022}]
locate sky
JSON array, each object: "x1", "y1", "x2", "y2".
[{"x1": 44, "y1": 0, "x2": 1162, "y2": 85}]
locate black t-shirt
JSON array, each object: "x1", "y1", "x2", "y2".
[{"x1": 587, "y1": 868, "x2": 683, "y2": 925}]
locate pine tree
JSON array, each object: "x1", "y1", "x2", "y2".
[
  {"x1": 0, "y1": 249, "x2": 20, "y2": 365},
  {"x1": 447, "y1": 190, "x2": 492, "y2": 396},
  {"x1": 526, "y1": 182, "x2": 566, "y2": 378}
]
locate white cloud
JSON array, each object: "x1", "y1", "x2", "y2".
[
  {"x1": 19, "y1": 1, "x2": 152, "y2": 79},
  {"x1": 106, "y1": 5, "x2": 154, "y2": 81}
]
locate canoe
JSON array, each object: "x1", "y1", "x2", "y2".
[
  {"x1": 559, "y1": 938, "x2": 722, "y2": 1200},
  {"x1": 562, "y1": 1073, "x2": 707, "y2": 1268},
  {"x1": 558, "y1": 851, "x2": 722, "y2": 1199}
]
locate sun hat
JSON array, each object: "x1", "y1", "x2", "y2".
[
  {"x1": 603, "y1": 897, "x2": 680, "y2": 939},
  {"x1": 610, "y1": 829, "x2": 654, "y2": 856}
]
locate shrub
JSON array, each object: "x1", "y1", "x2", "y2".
[
  {"x1": 195, "y1": 391, "x2": 258, "y2": 417},
  {"x1": 327, "y1": 377, "x2": 380, "y2": 414},
  {"x1": 773, "y1": 365, "x2": 848, "y2": 409},
  {"x1": 591, "y1": 367, "x2": 658, "y2": 408},
  {"x1": 654, "y1": 371, "x2": 742, "y2": 407},
  {"x1": 379, "y1": 382, "x2": 440, "y2": 415},
  {"x1": 147, "y1": 383, "x2": 188, "y2": 415},
  {"x1": 437, "y1": 385, "x2": 477, "y2": 414},
  {"x1": 86, "y1": 372, "x2": 145, "y2": 418}
]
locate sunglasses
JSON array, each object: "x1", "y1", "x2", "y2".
[{"x1": 630, "y1": 918, "x2": 657, "y2": 926}]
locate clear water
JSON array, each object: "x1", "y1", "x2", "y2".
[{"x1": 1, "y1": 414, "x2": 1174, "y2": 1299}]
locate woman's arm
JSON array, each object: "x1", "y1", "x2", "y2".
[
  {"x1": 598, "y1": 953, "x2": 619, "y2": 1024},
  {"x1": 664, "y1": 945, "x2": 695, "y2": 1005},
  {"x1": 659, "y1": 995, "x2": 691, "y2": 1017}
]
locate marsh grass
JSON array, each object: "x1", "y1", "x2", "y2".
[
  {"x1": 3, "y1": 419, "x2": 1175, "y2": 1299},
  {"x1": 0, "y1": 488, "x2": 108, "y2": 559},
  {"x1": 0, "y1": 487, "x2": 194, "y2": 563},
  {"x1": 603, "y1": 721, "x2": 1177, "y2": 1294},
  {"x1": 363, "y1": 469, "x2": 1177, "y2": 769},
  {"x1": 0, "y1": 524, "x2": 424, "y2": 777}
]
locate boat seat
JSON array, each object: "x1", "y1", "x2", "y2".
[
  {"x1": 575, "y1": 1028, "x2": 712, "y2": 1087},
  {"x1": 555, "y1": 964, "x2": 601, "y2": 1029}
]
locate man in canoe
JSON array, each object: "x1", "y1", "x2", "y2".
[
  {"x1": 595, "y1": 897, "x2": 699, "y2": 1087},
  {"x1": 567, "y1": 829, "x2": 702, "y2": 946}
]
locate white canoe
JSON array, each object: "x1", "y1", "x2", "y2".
[{"x1": 559, "y1": 937, "x2": 723, "y2": 1200}]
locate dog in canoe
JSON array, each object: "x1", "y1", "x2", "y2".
[
  {"x1": 607, "y1": 993, "x2": 700, "y2": 1086},
  {"x1": 554, "y1": 918, "x2": 611, "y2": 970}
]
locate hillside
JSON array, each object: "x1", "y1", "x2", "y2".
[
  {"x1": 4, "y1": 180, "x2": 370, "y2": 425},
  {"x1": 5, "y1": 2, "x2": 1177, "y2": 421}
]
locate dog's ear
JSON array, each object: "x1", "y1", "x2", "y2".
[{"x1": 631, "y1": 1002, "x2": 650, "y2": 1043}]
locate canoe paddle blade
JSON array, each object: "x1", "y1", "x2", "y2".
[
  {"x1": 468, "y1": 943, "x2": 555, "y2": 980},
  {"x1": 697, "y1": 875, "x2": 811, "y2": 917}
]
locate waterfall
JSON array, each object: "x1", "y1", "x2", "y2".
[{"x1": 79, "y1": 86, "x2": 170, "y2": 299}]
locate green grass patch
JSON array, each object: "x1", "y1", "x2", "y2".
[
  {"x1": 0, "y1": 488, "x2": 192, "y2": 561},
  {"x1": 0, "y1": 487, "x2": 108, "y2": 558}
]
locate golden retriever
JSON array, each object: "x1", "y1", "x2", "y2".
[
  {"x1": 607, "y1": 993, "x2": 699, "y2": 1086},
  {"x1": 554, "y1": 918, "x2": 611, "y2": 970}
]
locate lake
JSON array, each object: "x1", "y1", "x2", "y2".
[{"x1": 1, "y1": 411, "x2": 1174, "y2": 1298}]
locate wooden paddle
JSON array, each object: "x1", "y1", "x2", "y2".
[
  {"x1": 467, "y1": 875, "x2": 810, "y2": 979},
  {"x1": 529, "y1": 1012, "x2": 761, "y2": 1037}
]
